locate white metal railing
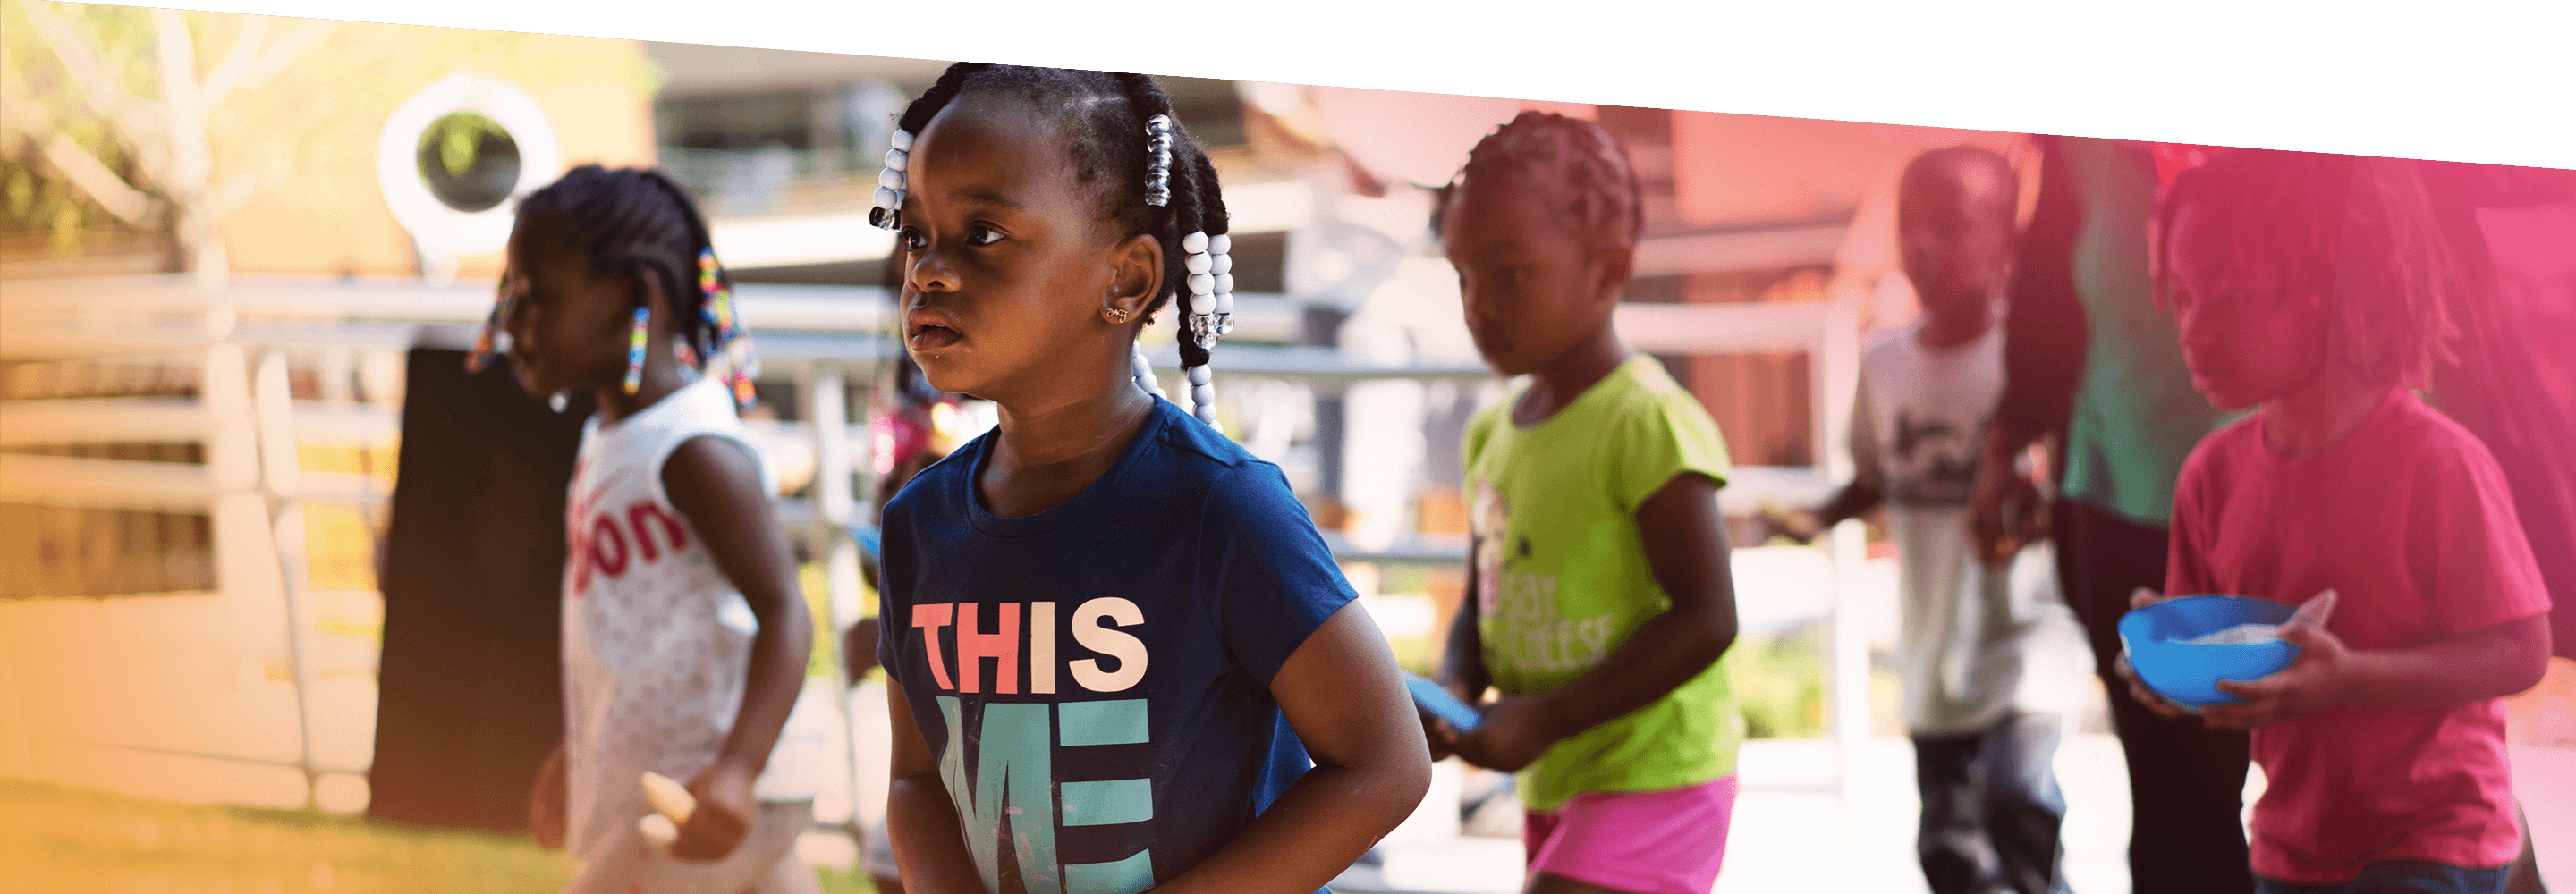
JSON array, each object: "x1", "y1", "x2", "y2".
[{"x1": 2, "y1": 273, "x2": 1872, "y2": 821}]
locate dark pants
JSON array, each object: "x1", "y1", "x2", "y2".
[
  {"x1": 1914, "y1": 712, "x2": 2073, "y2": 894},
  {"x1": 2057, "y1": 499, "x2": 2256, "y2": 894},
  {"x1": 2256, "y1": 863, "x2": 2512, "y2": 894}
]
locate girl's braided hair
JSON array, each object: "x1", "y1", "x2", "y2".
[{"x1": 882, "y1": 64, "x2": 1233, "y2": 422}]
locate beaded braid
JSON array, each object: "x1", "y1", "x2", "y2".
[
  {"x1": 469, "y1": 164, "x2": 761, "y2": 410},
  {"x1": 870, "y1": 63, "x2": 990, "y2": 232},
  {"x1": 869, "y1": 64, "x2": 1235, "y2": 429}
]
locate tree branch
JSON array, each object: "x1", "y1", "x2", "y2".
[
  {"x1": 17, "y1": 0, "x2": 171, "y2": 181},
  {"x1": 0, "y1": 57, "x2": 154, "y2": 224},
  {"x1": 207, "y1": 169, "x2": 258, "y2": 221},
  {"x1": 43, "y1": 133, "x2": 155, "y2": 224},
  {"x1": 228, "y1": 19, "x2": 332, "y2": 97},
  {"x1": 196, "y1": 14, "x2": 269, "y2": 108},
  {"x1": 15, "y1": 0, "x2": 158, "y2": 139}
]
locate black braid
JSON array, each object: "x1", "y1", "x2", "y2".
[
  {"x1": 2149, "y1": 148, "x2": 2459, "y2": 392},
  {"x1": 517, "y1": 164, "x2": 731, "y2": 368},
  {"x1": 887, "y1": 63, "x2": 1231, "y2": 372},
  {"x1": 1435, "y1": 111, "x2": 1644, "y2": 254}
]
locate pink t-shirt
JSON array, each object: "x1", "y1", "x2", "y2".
[{"x1": 2168, "y1": 390, "x2": 2554, "y2": 884}]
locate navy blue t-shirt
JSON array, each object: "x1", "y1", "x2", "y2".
[{"x1": 877, "y1": 397, "x2": 1355, "y2": 894}]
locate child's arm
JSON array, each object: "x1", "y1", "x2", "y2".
[
  {"x1": 882, "y1": 679, "x2": 992, "y2": 893},
  {"x1": 1423, "y1": 559, "x2": 1489, "y2": 760},
  {"x1": 661, "y1": 436, "x2": 814, "y2": 860},
  {"x1": 1782, "y1": 479, "x2": 1882, "y2": 544},
  {"x1": 2199, "y1": 614, "x2": 2551, "y2": 730},
  {"x1": 1976, "y1": 132, "x2": 2084, "y2": 564},
  {"x1": 1451, "y1": 473, "x2": 1737, "y2": 772},
  {"x1": 1153, "y1": 603, "x2": 1432, "y2": 894},
  {"x1": 528, "y1": 740, "x2": 567, "y2": 849},
  {"x1": 1774, "y1": 376, "x2": 1883, "y2": 544}
]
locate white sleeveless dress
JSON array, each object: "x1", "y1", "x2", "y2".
[{"x1": 559, "y1": 375, "x2": 828, "y2": 863}]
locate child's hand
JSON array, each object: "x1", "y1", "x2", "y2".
[
  {"x1": 529, "y1": 744, "x2": 568, "y2": 850},
  {"x1": 1447, "y1": 695, "x2": 1561, "y2": 773},
  {"x1": 2114, "y1": 589, "x2": 2203, "y2": 719},
  {"x1": 2201, "y1": 624, "x2": 2352, "y2": 730},
  {"x1": 2113, "y1": 652, "x2": 2197, "y2": 720},
  {"x1": 1761, "y1": 506, "x2": 1820, "y2": 545},
  {"x1": 1419, "y1": 709, "x2": 1458, "y2": 763},
  {"x1": 1418, "y1": 678, "x2": 1480, "y2": 763},
  {"x1": 671, "y1": 760, "x2": 758, "y2": 861},
  {"x1": 1970, "y1": 450, "x2": 2038, "y2": 564}
]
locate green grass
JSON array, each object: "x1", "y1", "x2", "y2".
[{"x1": 0, "y1": 779, "x2": 877, "y2": 894}]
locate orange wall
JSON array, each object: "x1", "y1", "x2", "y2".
[{"x1": 206, "y1": 19, "x2": 659, "y2": 279}]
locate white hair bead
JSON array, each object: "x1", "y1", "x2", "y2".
[
  {"x1": 1214, "y1": 292, "x2": 1235, "y2": 316},
  {"x1": 1209, "y1": 234, "x2": 1231, "y2": 255},
  {"x1": 1182, "y1": 232, "x2": 1209, "y2": 253},
  {"x1": 1186, "y1": 365, "x2": 1211, "y2": 385},
  {"x1": 1196, "y1": 406, "x2": 1219, "y2": 424},
  {"x1": 1210, "y1": 254, "x2": 1232, "y2": 275},
  {"x1": 890, "y1": 130, "x2": 914, "y2": 151},
  {"x1": 885, "y1": 148, "x2": 909, "y2": 172},
  {"x1": 1191, "y1": 382, "x2": 1214, "y2": 404},
  {"x1": 1186, "y1": 252, "x2": 1212, "y2": 274},
  {"x1": 1131, "y1": 352, "x2": 1154, "y2": 379},
  {"x1": 1212, "y1": 273, "x2": 1235, "y2": 295},
  {"x1": 1188, "y1": 274, "x2": 1215, "y2": 295},
  {"x1": 1189, "y1": 291, "x2": 1214, "y2": 315},
  {"x1": 878, "y1": 168, "x2": 905, "y2": 190},
  {"x1": 873, "y1": 187, "x2": 900, "y2": 209}
]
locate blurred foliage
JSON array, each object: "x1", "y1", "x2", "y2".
[
  {"x1": 0, "y1": 0, "x2": 157, "y2": 255},
  {"x1": 1724, "y1": 624, "x2": 1904, "y2": 739},
  {"x1": 420, "y1": 111, "x2": 512, "y2": 179},
  {"x1": 1725, "y1": 624, "x2": 1831, "y2": 739},
  {"x1": 1, "y1": 0, "x2": 657, "y2": 258}
]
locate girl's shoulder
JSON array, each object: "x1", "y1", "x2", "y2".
[
  {"x1": 1604, "y1": 361, "x2": 1723, "y2": 443},
  {"x1": 882, "y1": 434, "x2": 981, "y2": 524},
  {"x1": 2379, "y1": 393, "x2": 2512, "y2": 485}
]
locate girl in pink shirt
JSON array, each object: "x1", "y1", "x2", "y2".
[{"x1": 2128, "y1": 148, "x2": 2554, "y2": 894}]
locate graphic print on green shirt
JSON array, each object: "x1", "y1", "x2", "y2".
[{"x1": 1463, "y1": 355, "x2": 1744, "y2": 811}]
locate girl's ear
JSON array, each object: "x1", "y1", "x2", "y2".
[
  {"x1": 636, "y1": 264, "x2": 674, "y2": 325},
  {"x1": 1105, "y1": 232, "x2": 1165, "y2": 324},
  {"x1": 1592, "y1": 243, "x2": 1636, "y2": 307}
]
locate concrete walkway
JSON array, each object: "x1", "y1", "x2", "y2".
[{"x1": 8, "y1": 595, "x2": 2570, "y2": 894}]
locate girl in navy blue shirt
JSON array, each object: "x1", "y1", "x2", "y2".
[{"x1": 867, "y1": 64, "x2": 1431, "y2": 894}]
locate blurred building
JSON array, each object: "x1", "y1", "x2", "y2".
[
  {"x1": 0, "y1": 13, "x2": 662, "y2": 803},
  {"x1": 4, "y1": 21, "x2": 657, "y2": 603}
]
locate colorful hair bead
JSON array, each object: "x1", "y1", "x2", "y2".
[{"x1": 623, "y1": 305, "x2": 649, "y2": 394}]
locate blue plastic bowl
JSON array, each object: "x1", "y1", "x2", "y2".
[{"x1": 2118, "y1": 595, "x2": 2302, "y2": 708}]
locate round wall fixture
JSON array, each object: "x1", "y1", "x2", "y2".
[{"x1": 377, "y1": 75, "x2": 561, "y2": 262}]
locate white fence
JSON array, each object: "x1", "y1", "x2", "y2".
[{"x1": 0, "y1": 273, "x2": 1872, "y2": 817}]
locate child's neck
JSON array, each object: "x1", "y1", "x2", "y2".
[
  {"x1": 2259, "y1": 361, "x2": 2394, "y2": 457},
  {"x1": 1514, "y1": 325, "x2": 1630, "y2": 426},
  {"x1": 979, "y1": 375, "x2": 1157, "y2": 519},
  {"x1": 591, "y1": 358, "x2": 689, "y2": 426},
  {"x1": 1915, "y1": 299, "x2": 1993, "y2": 350}
]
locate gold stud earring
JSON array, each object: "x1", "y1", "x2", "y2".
[{"x1": 1105, "y1": 308, "x2": 1132, "y2": 324}]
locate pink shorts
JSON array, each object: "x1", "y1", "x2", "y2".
[{"x1": 1524, "y1": 774, "x2": 1738, "y2": 894}]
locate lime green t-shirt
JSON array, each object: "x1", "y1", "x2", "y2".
[{"x1": 1462, "y1": 355, "x2": 1744, "y2": 811}]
